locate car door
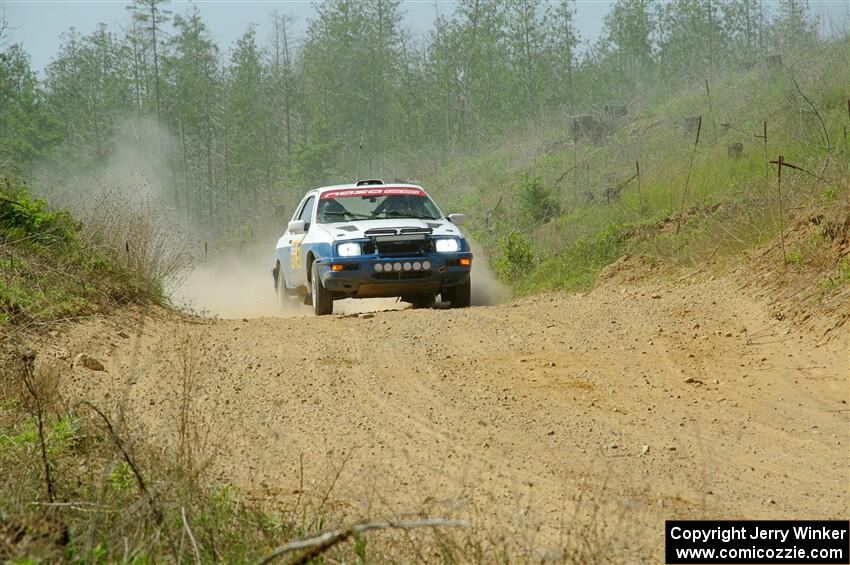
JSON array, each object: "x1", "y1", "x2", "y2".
[{"x1": 280, "y1": 193, "x2": 316, "y2": 289}]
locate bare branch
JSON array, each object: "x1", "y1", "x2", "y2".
[
  {"x1": 554, "y1": 166, "x2": 577, "y2": 186},
  {"x1": 256, "y1": 518, "x2": 470, "y2": 565},
  {"x1": 676, "y1": 115, "x2": 702, "y2": 235},
  {"x1": 182, "y1": 506, "x2": 202, "y2": 565},
  {"x1": 30, "y1": 501, "x2": 118, "y2": 513},
  {"x1": 78, "y1": 400, "x2": 163, "y2": 525},
  {"x1": 788, "y1": 72, "x2": 831, "y2": 152},
  {"x1": 768, "y1": 159, "x2": 834, "y2": 184}
]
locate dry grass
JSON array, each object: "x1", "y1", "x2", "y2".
[
  {"x1": 0, "y1": 321, "x2": 643, "y2": 564},
  {"x1": 0, "y1": 183, "x2": 191, "y2": 329},
  {"x1": 738, "y1": 159, "x2": 850, "y2": 335},
  {"x1": 79, "y1": 189, "x2": 192, "y2": 299}
]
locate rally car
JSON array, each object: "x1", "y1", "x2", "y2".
[{"x1": 272, "y1": 180, "x2": 473, "y2": 315}]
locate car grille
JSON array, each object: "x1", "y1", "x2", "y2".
[
  {"x1": 364, "y1": 227, "x2": 434, "y2": 257},
  {"x1": 376, "y1": 240, "x2": 433, "y2": 257}
]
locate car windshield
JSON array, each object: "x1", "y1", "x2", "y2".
[{"x1": 316, "y1": 188, "x2": 442, "y2": 223}]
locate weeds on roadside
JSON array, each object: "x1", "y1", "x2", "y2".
[
  {"x1": 494, "y1": 231, "x2": 535, "y2": 286},
  {"x1": 79, "y1": 189, "x2": 191, "y2": 300},
  {"x1": 0, "y1": 181, "x2": 189, "y2": 326},
  {"x1": 821, "y1": 256, "x2": 850, "y2": 291}
]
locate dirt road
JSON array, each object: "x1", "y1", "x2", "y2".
[{"x1": 51, "y1": 269, "x2": 849, "y2": 561}]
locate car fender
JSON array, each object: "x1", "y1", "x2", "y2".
[{"x1": 298, "y1": 226, "x2": 334, "y2": 287}]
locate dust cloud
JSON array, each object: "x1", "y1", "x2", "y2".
[
  {"x1": 172, "y1": 239, "x2": 507, "y2": 318},
  {"x1": 469, "y1": 242, "x2": 511, "y2": 306},
  {"x1": 35, "y1": 117, "x2": 177, "y2": 209},
  {"x1": 171, "y1": 242, "x2": 410, "y2": 318},
  {"x1": 171, "y1": 242, "x2": 304, "y2": 319}
]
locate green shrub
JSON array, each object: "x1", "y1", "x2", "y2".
[
  {"x1": 517, "y1": 174, "x2": 560, "y2": 225},
  {"x1": 820, "y1": 187, "x2": 839, "y2": 203},
  {"x1": 494, "y1": 231, "x2": 535, "y2": 285},
  {"x1": 0, "y1": 193, "x2": 78, "y2": 245},
  {"x1": 785, "y1": 244, "x2": 803, "y2": 265},
  {"x1": 821, "y1": 256, "x2": 850, "y2": 290},
  {"x1": 521, "y1": 223, "x2": 630, "y2": 293}
]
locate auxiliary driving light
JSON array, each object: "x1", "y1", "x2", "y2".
[
  {"x1": 422, "y1": 261, "x2": 431, "y2": 270},
  {"x1": 374, "y1": 263, "x2": 383, "y2": 272},
  {"x1": 393, "y1": 262, "x2": 402, "y2": 271},
  {"x1": 413, "y1": 262, "x2": 422, "y2": 271},
  {"x1": 403, "y1": 262, "x2": 412, "y2": 271}
]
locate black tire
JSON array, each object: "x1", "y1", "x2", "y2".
[
  {"x1": 275, "y1": 264, "x2": 292, "y2": 309},
  {"x1": 311, "y1": 262, "x2": 333, "y2": 315},
  {"x1": 449, "y1": 278, "x2": 471, "y2": 308},
  {"x1": 441, "y1": 286, "x2": 455, "y2": 304},
  {"x1": 407, "y1": 294, "x2": 436, "y2": 309}
]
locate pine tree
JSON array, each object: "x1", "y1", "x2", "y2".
[
  {"x1": 721, "y1": 0, "x2": 764, "y2": 62},
  {"x1": 226, "y1": 26, "x2": 270, "y2": 213},
  {"x1": 505, "y1": 0, "x2": 548, "y2": 114},
  {"x1": 453, "y1": 0, "x2": 510, "y2": 139},
  {"x1": 168, "y1": 6, "x2": 220, "y2": 225},
  {"x1": 770, "y1": 0, "x2": 818, "y2": 51},
  {"x1": 128, "y1": 0, "x2": 170, "y2": 126},
  {"x1": 425, "y1": 12, "x2": 462, "y2": 148},
  {"x1": 43, "y1": 27, "x2": 132, "y2": 172},
  {"x1": 0, "y1": 44, "x2": 55, "y2": 173},
  {"x1": 603, "y1": 0, "x2": 655, "y2": 84},
  {"x1": 546, "y1": 0, "x2": 580, "y2": 108}
]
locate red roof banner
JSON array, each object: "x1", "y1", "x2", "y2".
[{"x1": 320, "y1": 187, "x2": 425, "y2": 199}]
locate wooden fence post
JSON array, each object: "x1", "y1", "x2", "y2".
[{"x1": 777, "y1": 155, "x2": 787, "y2": 266}]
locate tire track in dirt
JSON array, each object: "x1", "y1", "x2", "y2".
[{"x1": 47, "y1": 272, "x2": 849, "y2": 562}]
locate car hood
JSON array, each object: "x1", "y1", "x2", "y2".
[{"x1": 315, "y1": 218, "x2": 463, "y2": 240}]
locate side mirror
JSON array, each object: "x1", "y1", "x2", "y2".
[
  {"x1": 448, "y1": 213, "x2": 468, "y2": 226},
  {"x1": 288, "y1": 220, "x2": 306, "y2": 234}
]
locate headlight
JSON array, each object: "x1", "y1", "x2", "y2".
[
  {"x1": 435, "y1": 238, "x2": 460, "y2": 253},
  {"x1": 337, "y1": 242, "x2": 362, "y2": 257}
]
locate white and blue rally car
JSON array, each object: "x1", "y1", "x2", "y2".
[{"x1": 272, "y1": 180, "x2": 473, "y2": 315}]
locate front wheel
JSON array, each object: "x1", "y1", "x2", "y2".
[
  {"x1": 448, "y1": 279, "x2": 471, "y2": 308},
  {"x1": 405, "y1": 294, "x2": 436, "y2": 309},
  {"x1": 311, "y1": 263, "x2": 333, "y2": 315}
]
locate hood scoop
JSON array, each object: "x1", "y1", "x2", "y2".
[
  {"x1": 364, "y1": 226, "x2": 432, "y2": 237},
  {"x1": 335, "y1": 225, "x2": 358, "y2": 232},
  {"x1": 364, "y1": 227, "x2": 398, "y2": 236}
]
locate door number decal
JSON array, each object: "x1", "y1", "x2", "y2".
[{"x1": 291, "y1": 240, "x2": 302, "y2": 269}]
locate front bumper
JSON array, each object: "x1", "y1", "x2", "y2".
[{"x1": 316, "y1": 252, "x2": 472, "y2": 298}]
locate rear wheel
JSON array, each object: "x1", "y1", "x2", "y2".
[
  {"x1": 275, "y1": 264, "x2": 292, "y2": 308},
  {"x1": 311, "y1": 263, "x2": 333, "y2": 315},
  {"x1": 449, "y1": 279, "x2": 471, "y2": 308}
]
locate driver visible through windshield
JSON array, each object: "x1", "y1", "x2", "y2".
[{"x1": 317, "y1": 187, "x2": 442, "y2": 223}]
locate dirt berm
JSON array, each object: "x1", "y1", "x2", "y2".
[{"x1": 43, "y1": 263, "x2": 849, "y2": 561}]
